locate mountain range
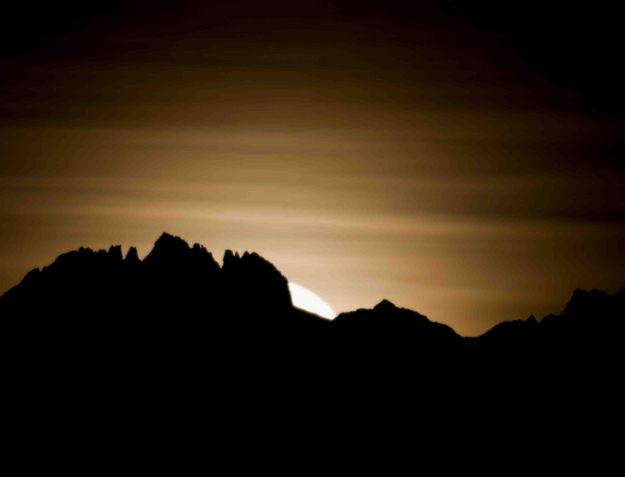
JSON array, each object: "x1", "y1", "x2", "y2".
[
  {"x1": 2, "y1": 231, "x2": 623, "y2": 453},
  {"x1": 2, "y1": 232, "x2": 622, "y2": 369}
]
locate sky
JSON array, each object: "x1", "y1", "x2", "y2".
[{"x1": 1, "y1": 0, "x2": 624, "y2": 335}]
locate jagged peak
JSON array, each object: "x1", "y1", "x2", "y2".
[
  {"x1": 192, "y1": 243, "x2": 206, "y2": 252},
  {"x1": 142, "y1": 233, "x2": 221, "y2": 272},
  {"x1": 563, "y1": 288, "x2": 609, "y2": 315},
  {"x1": 144, "y1": 232, "x2": 191, "y2": 262},
  {"x1": 125, "y1": 246, "x2": 140, "y2": 263},
  {"x1": 223, "y1": 249, "x2": 235, "y2": 266},
  {"x1": 222, "y1": 249, "x2": 283, "y2": 278},
  {"x1": 154, "y1": 232, "x2": 190, "y2": 249},
  {"x1": 224, "y1": 249, "x2": 267, "y2": 262},
  {"x1": 51, "y1": 247, "x2": 94, "y2": 266},
  {"x1": 224, "y1": 250, "x2": 269, "y2": 265}
]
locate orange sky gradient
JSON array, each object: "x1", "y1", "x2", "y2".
[{"x1": 1, "y1": 1, "x2": 624, "y2": 335}]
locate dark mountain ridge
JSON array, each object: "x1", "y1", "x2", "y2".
[
  {"x1": 2, "y1": 232, "x2": 624, "y2": 455},
  {"x1": 1, "y1": 232, "x2": 623, "y2": 376}
]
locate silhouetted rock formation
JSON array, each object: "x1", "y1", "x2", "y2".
[
  {"x1": 2, "y1": 231, "x2": 624, "y2": 453},
  {"x1": 221, "y1": 249, "x2": 293, "y2": 317},
  {"x1": 334, "y1": 299, "x2": 461, "y2": 356},
  {"x1": 0, "y1": 232, "x2": 293, "y2": 320},
  {"x1": 1, "y1": 232, "x2": 623, "y2": 379}
]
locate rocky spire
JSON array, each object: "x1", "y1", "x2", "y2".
[{"x1": 125, "y1": 246, "x2": 140, "y2": 264}]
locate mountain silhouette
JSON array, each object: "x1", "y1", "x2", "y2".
[
  {"x1": 2, "y1": 232, "x2": 623, "y2": 455},
  {"x1": 1, "y1": 230, "x2": 622, "y2": 389},
  {"x1": 2, "y1": 232, "x2": 623, "y2": 365},
  {"x1": 333, "y1": 299, "x2": 462, "y2": 358}
]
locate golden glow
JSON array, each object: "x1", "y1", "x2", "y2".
[
  {"x1": 1, "y1": 1, "x2": 624, "y2": 336},
  {"x1": 288, "y1": 282, "x2": 336, "y2": 320}
]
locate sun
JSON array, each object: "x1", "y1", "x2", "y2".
[{"x1": 288, "y1": 282, "x2": 336, "y2": 319}]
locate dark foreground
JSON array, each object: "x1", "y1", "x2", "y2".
[{"x1": 1, "y1": 233, "x2": 623, "y2": 462}]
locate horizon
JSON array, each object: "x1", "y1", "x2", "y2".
[{"x1": 2, "y1": 231, "x2": 621, "y2": 338}]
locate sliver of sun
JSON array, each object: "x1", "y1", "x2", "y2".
[{"x1": 288, "y1": 282, "x2": 336, "y2": 319}]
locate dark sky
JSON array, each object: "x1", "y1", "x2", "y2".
[{"x1": 1, "y1": 0, "x2": 624, "y2": 335}]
